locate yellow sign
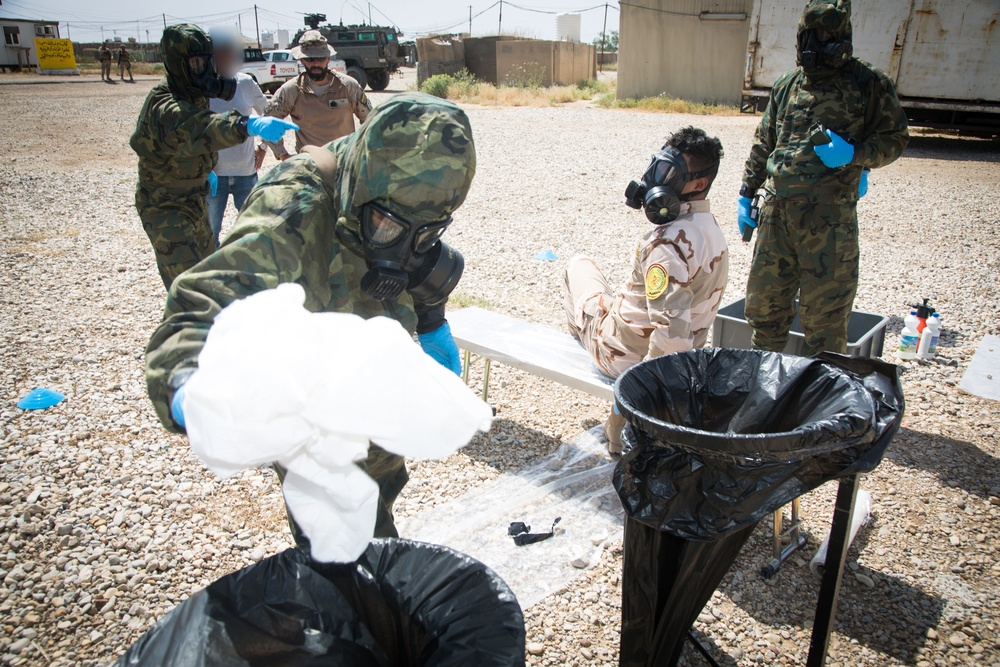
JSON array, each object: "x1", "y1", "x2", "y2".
[
  {"x1": 34, "y1": 38, "x2": 77, "y2": 70},
  {"x1": 645, "y1": 263, "x2": 669, "y2": 300}
]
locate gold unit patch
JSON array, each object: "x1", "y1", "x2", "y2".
[{"x1": 645, "y1": 263, "x2": 669, "y2": 300}]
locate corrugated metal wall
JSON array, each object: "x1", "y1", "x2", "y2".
[{"x1": 618, "y1": 0, "x2": 753, "y2": 104}]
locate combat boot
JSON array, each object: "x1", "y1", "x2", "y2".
[{"x1": 604, "y1": 407, "x2": 625, "y2": 456}]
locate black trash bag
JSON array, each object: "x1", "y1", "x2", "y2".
[
  {"x1": 611, "y1": 349, "x2": 903, "y2": 667},
  {"x1": 115, "y1": 539, "x2": 526, "y2": 667}
]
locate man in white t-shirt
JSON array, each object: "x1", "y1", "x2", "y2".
[{"x1": 206, "y1": 27, "x2": 268, "y2": 247}]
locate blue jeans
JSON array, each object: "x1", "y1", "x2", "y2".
[{"x1": 206, "y1": 174, "x2": 258, "y2": 247}]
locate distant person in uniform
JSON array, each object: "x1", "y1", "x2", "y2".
[
  {"x1": 565, "y1": 127, "x2": 728, "y2": 452},
  {"x1": 99, "y1": 42, "x2": 113, "y2": 81},
  {"x1": 205, "y1": 27, "x2": 268, "y2": 247},
  {"x1": 262, "y1": 30, "x2": 371, "y2": 161},
  {"x1": 737, "y1": 0, "x2": 908, "y2": 356},
  {"x1": 118, "y1": 45, "x2": 134, "y2": 82}
]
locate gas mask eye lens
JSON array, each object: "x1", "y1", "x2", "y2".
[
  {"x1": 364, "y1": 207, "x2": 407, "y2": 247},
  {"x1": 414, "y1": 225, "x2": 447, "y2": 254},
  {"x1": 187, "y1": 55, "x2": 210, "y2": 76}
]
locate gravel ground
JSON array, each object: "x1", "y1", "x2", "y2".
[{"x1": 1, "y1": 78, "x2": 999, "y2": 667}]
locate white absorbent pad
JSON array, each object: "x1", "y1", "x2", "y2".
[{"x1": 184, "y1": 283, "x2": 494, "y2": 562}]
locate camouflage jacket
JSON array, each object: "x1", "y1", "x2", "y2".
[
  {"x1": 742, "y1": 60, "x2": 909, "y2": 202},
  {"x1": 604, "y1": 200, "x2": 729, "y2": 376},
  {"x1": 146, "y1": 93, "x2": 476, "y2": 432},
  {"x1": 130, "y1": 24, "x2": 249, "y2": 193}
]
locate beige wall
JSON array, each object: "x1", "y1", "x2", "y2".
[
  {"x1": 496, "y1": 40, "x2": 596, "y2": 86},
  {"x1": 618, "y1": 0, "x2": 753, "y2": 104}
]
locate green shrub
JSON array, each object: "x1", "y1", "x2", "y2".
[
  {"x1": 421, "y1": 74, "x2": 454, "y2": 98},
  {"x1": 503, "y1": 62, "x2": 546, "y2": 89},
  {"x1": 576, "y1": 78, "x2": 609, "y2": 95}
]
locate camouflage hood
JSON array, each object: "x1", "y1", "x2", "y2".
[
  {"x1": 161, "y1": 23, "x2": 213, "y2": 102},
  {"x1": 797, "y1": 0, "x2": 853, "y2": 52},
  {"x1": 323, "y1": 92, "x2": 476, "y2": 238}
]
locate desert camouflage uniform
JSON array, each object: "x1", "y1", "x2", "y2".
[
  {"x1": 743, "y1": 0, "x2": 908, "y2": 356},
  {"x1": 130, "y1": 24, "x2": 250, "y2": 289},
  {"x1": 99, "y1": 44, "x2": 112, "y2": 80},
  {"x1": 565, "y1": 200, "x2": 729, "y2": 379},
  {"x1": 263, "y1": 72, "x2": 372, "y2": 159},
  {"x1": 146, "y1": 93, "x2": 476, "y2": 540}
]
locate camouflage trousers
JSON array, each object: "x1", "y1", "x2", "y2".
[
  {"x1": 745, "y1": 197, "x2": 860, "y2": 356},
  {"x1": 564, "y1": 256, "x2": 632, "y2": 379},
  {"x1": 274, "y1": 445, "x2": 408, "y2": 554},
  {"x1": 136, "y1": 188, "x2": 215, "y2": 290}
]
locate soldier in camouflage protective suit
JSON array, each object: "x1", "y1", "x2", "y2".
[
  {"x1": 738, "y1": 0, "x2": 908, "y2": 356},
  {"x1": 145, "y1": 92, "x2": 475, "y2": 545},
  {"x1": 130, "y1": 24, "x2": 297, "y2": 290}
]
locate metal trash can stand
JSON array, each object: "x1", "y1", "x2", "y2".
[{"x1": 612, "y1": 349, "x2": 904, "y2": 667}]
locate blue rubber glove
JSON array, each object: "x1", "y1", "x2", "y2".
[
  {"x1": 858, "y1": 168, "x2": 869, "y2": 198},
  {"x1": 815, "y1": 129, "x2": 854, "y2": 168},
  {"x1": 246, "y1": 116, "x2": 299, "y2": 143},
  {"x1": 418, "y1": 322, "x2": 462, "y2": 376},
  {"x1": 171, "y1": 384, "x2": 187, "y2": 429},
  {"x1": 737, "y1": 196, "x2": 756, "y2": 236},
  {"x1": 207, "y1": 171, "x2": 218, "y2": 197}
]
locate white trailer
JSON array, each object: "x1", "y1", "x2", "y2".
[{"x1": 741, "y1": 0, "x2": 1000, "y2": 135}]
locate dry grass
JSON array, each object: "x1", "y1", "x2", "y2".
[
  {"x1": 422, "y1": 71, "x2": 612, "y2": 108},
  {"x1": 598, "y1": 92, "x2": 740, "y2": 116}
]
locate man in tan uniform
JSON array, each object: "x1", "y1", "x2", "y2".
[
  {"x1": 263, "y1": 30, "x2": 372, "y2": 160},
  {"x1": 564, "y1": 127, "x2": 728, "y2": 452},
  {"x1": 99, "y1": 42, "x2": 113, "y2": 81}
]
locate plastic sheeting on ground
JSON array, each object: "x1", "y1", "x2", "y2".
[
  {"x1": 613, "y1": 349, "x2": 904, "y2": 667},
  {"x1": 184, "y1": 284, "x2": 494, "y2": 563},
  {"x1": 114, "y1": 540, "x2": 526, "y2": 667},
  {"x1": 399, "y1": 426, "x2": 624, "y2": 608}
]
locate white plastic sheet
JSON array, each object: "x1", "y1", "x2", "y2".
[
  {"x1": 184, "y1": 284, "x2": 494, "y2": 563},
  {"x1": 399, "y1": 426, "x2": 625, "y2": 608}
]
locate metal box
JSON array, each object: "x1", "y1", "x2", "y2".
[{"x1": 712, "y1": 298, "x2": 888, "y2": 358}]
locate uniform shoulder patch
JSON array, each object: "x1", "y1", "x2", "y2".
[{"x1": 645, "y1": 263, "x2": 669, "y2": 300}]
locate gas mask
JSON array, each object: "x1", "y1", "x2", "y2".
[
  {"x1": 624, "y1": 147, "x2": 714, "y2": 224},
  {"x1": 359, "y1": 202, "x2": 464, "y2": 304},
  {"x1": 186, "y1": 53, "x2": 237, "y2": 101},
  {"x1": 797, "y1": 29, "x2": 853, "y2": 72}
]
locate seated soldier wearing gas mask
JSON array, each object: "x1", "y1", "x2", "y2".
[
  {"x1": 145, "y1": 92, "x2": 473, "y2": 546},
  {"x1": 564, "y1": 127, "x2": 728, "y2": 453}
]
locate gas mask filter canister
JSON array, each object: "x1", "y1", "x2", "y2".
[{"x1": 624, "y1": 147, "x2": 712, "y2": 225}]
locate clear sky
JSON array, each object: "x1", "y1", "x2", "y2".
[{"x1": 1, "y1": 0, "x2": 620, "y2": 46}]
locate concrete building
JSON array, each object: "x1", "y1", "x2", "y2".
[
  {"x1": 1, "y1": 17, "x2": 61, "y2": 71},
  {"x1": 418, "y1": 35, "x2": 596, "y2": 86},
  {"x1": 617, "y1": 0, "x2": 751, "y2": 104}
]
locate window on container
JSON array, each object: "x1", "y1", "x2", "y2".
[
  {"x1": 4, "y1": 26, "x2": 20, "y2": 45},
  {"x1": 338, "y1": 33, "x2": 355, "y2": 41}
]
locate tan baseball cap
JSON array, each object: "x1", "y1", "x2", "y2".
[{"x1": 291, "y1": 30, "x2": 335, "y2": 59}]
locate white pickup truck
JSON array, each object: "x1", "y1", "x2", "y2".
[{"x1": 239, "y1": 47, "x2": 298, "y2": 94}]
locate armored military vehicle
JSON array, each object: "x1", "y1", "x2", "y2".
[{"x1": 291, "y1": 13, "x2": 405, "y2": 91}]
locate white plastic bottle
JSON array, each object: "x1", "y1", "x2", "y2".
[
  {"x1": 898, "y1": 310, "x2": 920, "y2": 360},
  {"x1": 920, "y1": 313, "x2": 942, "y2": 359}
]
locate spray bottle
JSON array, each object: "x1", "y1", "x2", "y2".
[
  {"x1": 909, "y1": 298, "x2": 934, "y2": 333},
  {"x1": 918, "y1": 313, "x2": 942, "y2": 360},
  {"x1": 898, "y1": 310, "x2": 920, "y2": 360}
]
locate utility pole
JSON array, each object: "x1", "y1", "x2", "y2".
[
  {"x1": 100, "y1": 26, "x2": 104, "y2": 41},
  {"x1": 66, "y1": 22, "x2": 71, "y2": 40},
  {"x1": 469, "y1": 5, "x2": 472, "y2": 35},
  {"x1": 238, "y1": 14, "x2": 243, "y2": 36},
  {"x1": 599, "y1": 2, "x2": 608, "y2": 73},
  {"x1": 254, "y1": 5, "x2": 261, "y2": 47},
  {"x1": 162, "y1": 14, "x2": 167, "y2": 29},
  {"x1": 498, "y1": 0, "x2": 503, "y2": 35},
  {"x1": 368, "y1": 2, "x2": 372, "y2": 25},
  {"x1": 136, "y1": 20, "x2": 140, "y2": 43}
]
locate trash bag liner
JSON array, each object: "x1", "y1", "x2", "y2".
[
  {"x1": 612, "y1": 349, "x2": 903, "y2": 667},
  {"x1": 115, "y1": 539, "x2": 526, "y2": 667}
]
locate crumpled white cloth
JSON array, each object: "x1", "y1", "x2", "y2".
[{"x1": 183, "y1": 283, "x2": 494, "y2": 562}]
